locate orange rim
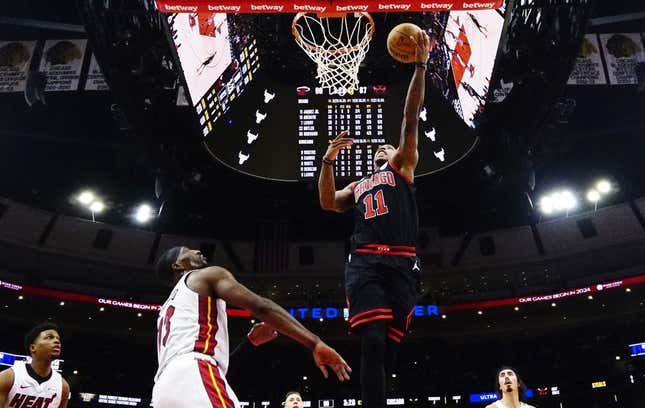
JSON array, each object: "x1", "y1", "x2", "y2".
[{"x1": 292, "y1": 12, "x2": 375, "y2": 55}]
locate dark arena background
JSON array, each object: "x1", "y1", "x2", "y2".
[{"x1": 1, "y1": 0, "x2": 645, "y2": 407}]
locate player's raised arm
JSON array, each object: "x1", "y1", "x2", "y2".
[
  {"x1": 318, "y1": 130, "x2": 357, "y2": 212},
  {"x1": 393, "y1": 31, "x2": 433, "y2": 180},
  {"x1": 202, "y1": 266, "x2": 352, "y2": 382}
]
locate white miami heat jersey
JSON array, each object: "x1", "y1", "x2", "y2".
[
  {"x1": 493, "y1": 401, "x2": 532, "y2": 408},
  {"x1": 155, "y1": 272, "x2": 229, "y2": 382},
  {"x1": 5, "y1": 361, "x2": 62, "y2": 408}
]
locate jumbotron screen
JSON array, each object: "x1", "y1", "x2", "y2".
[{"x1": 166, "y1": 8, "x2": 506, "y2": 181}]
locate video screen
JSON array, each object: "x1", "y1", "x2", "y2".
[
  {"x1": 442, "y1": 9, "x2": 504, "y2": 128},
  {"x1": 167, "y1": 8, "x2": 506, "y2": 182},
  {"x1": 167, "y1": 12, "x2": 260, "y2": 131}
]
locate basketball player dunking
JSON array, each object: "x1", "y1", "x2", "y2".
[
  {"x1": 0, "y1": 323, "x2": 70, "y2": 408},
  {"x1": 318, "y1": 31, "x2": 432, "y2": 408},
  {"x1": 152, "y1": 247, "x2": 351, "y2": 408}
]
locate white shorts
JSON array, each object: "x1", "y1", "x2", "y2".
[{"x1": 153, "y1": 354, "x2": 240, "y2": 408}]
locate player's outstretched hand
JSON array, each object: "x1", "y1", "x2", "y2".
[
  {"x1": 312, "y1": 341, "x2": 352, "y2": 382},
  {"x1": 247, "y1": 322, "x2": 278, "y2": 346},
  {"x1": 411, "y1": 31, "x2": 435, "y2": 64},
  {"x1": 323, "y1": 130, "x2": 353, "y2": 162}
]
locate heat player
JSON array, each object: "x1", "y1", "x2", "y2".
[
  {"x1": 0, "y1": 323, "x2": 70, "y2": 408},
  {"x1": 152, "y1": 246, "x2": 351, "y2": 408}
]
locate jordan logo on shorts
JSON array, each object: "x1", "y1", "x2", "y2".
[{"x1": 412, "y1": 260, "x2": 420, "y2": 271}]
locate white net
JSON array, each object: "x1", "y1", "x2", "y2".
[{"x1": 292, "y1": 12, "x2": 374, "y2": 95}]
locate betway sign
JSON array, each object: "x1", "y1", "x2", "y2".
[{"x1": 154, "y1": 0, "x2": 503, "y2": 13}]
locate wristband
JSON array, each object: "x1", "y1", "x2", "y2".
[
  {"x1": 322, "y1": 157, "x2": 335, "y2": 165},
  {"x1": 415, "y1": 62, "x2": 427, "y2": 70}
]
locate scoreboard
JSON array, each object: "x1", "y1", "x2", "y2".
[
  {"x1": 297, "y1": 87, "x2": 387, "y2": 179},
  {"x1": 167, "y1": 10, "x2": 506, "y2": 182}
]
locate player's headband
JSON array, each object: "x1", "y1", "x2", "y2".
[{"x1": 155, "y1": 246, "x2": 183, "y2": 283}]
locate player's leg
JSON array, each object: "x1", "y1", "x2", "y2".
[
  {"x1": 357, "y1": 320, "x2": 387, "y2": 408},
  {"x1": 345, "y1": 254, "x2": 393, "y2": 408},
  {"x1": 385, "y1": 256, "x2": 422, "y2": 377},
  {"x1": 195, "y1": 358, "x2": 240, "y2": 408}
]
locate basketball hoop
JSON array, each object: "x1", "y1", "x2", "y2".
[{"x1": 292, "y1": 12, "x2": 374, "y2": 95}]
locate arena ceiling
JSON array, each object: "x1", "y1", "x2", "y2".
[{"x1": 0, "y1": 0, "x2": 643, "y2": 240}]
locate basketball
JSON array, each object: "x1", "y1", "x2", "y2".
[{"x1": 387, "y1": 23, "x2": 423, "y2": 63}]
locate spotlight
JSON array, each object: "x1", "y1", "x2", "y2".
[
  {"x1": 596, "y1": 180, "x2": 611, "y2": 194},
  {"x1": 89, "y1": 201, "x2": 105, "y2": 213},
  {"x1": 18, "y1": 295, "x2": 23, "y2": 300},
  {"x1": 539, "y1": 190, "x2": 577, "y2": 215},
  {"x1": 477, "y1": 310, "x2": 483, "y2": 315},
  {"x1": 615, "y1": 356, "x2": 621, "y2": 361},
  {"x1": 588, "y1": 295, "x2": 593, "y2": 300},
  {"x1": 441, "y1": 314, "x2": 447, "y2": 319},
  {"x1": 555, "y1": 191, "x2": 576, "y2": 211},
  {"x1": 551, "y1": 302, "x2": 557, "y2": 307},
  {"x1": 539, "y1": 196, "x2": 554, "y2": 214},
  {"x1": 59, "y1": 301, "x2": 65, "y2": 306},
  {"x1": 514, "y1": 306, "x2": 519, "y2": 311},
  {"x1": 626, "y1": 288, "x2": 631, "y2": 293},
  {"x1": 586, "y1": 189, "x2": 600, "y2": 203},
  {"x1": 77, "y1": 191, "x2": 95, "y2": 205},
  {"x1": 135, "y1": 204, "x2": 153, "y2": 223}
]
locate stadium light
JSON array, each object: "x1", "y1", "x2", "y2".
[
  {"x1": 75, "y1": 189, "x2": 106, "y2": 222},
  {"x1": 135, "y1": 204, "x2": 154, "y2": 224},
  {"x1": 596, "y1": 179, "x2": 611, "y2": 194},
  {"x1": 89, "y1": 201, "x2": 105, "y2": 213},
  {"x1": 77, "y1": 191, "x2": 94, "y2": 205},
  {"x1": 539, "y1": 196, "x2": 554, "y2": 214},
  {"x1": 539, "y1": 190, "x2": 577, "y2": 215},
  {"x1": 586, "y1": 189, "x2": 601, "y2": 203}
]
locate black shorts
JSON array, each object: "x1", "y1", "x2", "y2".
[{"x1": 345, "y1": 252, "x2": 422, "y2": 342}]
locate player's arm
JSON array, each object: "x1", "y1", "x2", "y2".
[
  {"x1": 392, "y1": 31, "x2": 433, "y2": 180},
  {"x1": 202, "y1": 266, "x2": 351, "y2": 381},
  {"x1": 318, "y1": 131, "x2": 355, "y2": 212},
  {"x1": 59, "y1": 379, "x2": 70, "y2": 408},
  {"x1": 0, "y1": 368, "x2": 15, "y2": 407}
]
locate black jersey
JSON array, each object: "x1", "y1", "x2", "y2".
[{"x1": 350, "y1": 161, "x2": 418, "y2": 250}]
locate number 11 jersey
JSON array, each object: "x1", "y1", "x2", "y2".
[{"x1": 351, "y1": 160, "x2": 418, "y2": 250}]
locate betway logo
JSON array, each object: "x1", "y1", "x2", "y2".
[
  {"x1": 207, "y1": 4, "x2": 241, "y2": 12},
  {"x1": 420, "y1": 2, "x2": 453, "y2": 10},
  {"x1": 462, "y1": 2, "x2": 496, "y2": 8},
  {"x1": 335, "y1": 4, "x2": 369, "y2": 12},
  {"x1": 162, "y1": 4, "x2": 198, "y2": 12},
  {"x1": 251, "y1": 4, "x2": 284, "y2": 11},
  {"x1": 293, "y1": 4, "x2": 328, "y2": 12},
  {"x1": 378, "y1": 3, "x2": 411, "y2": 11}
]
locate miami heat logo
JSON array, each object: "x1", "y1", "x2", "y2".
[{"x1": 9, "y1": 393, "x2": 57, "y2": 408}]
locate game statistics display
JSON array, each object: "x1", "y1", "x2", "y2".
[
  {"x1": 297, "y1": 86, "x2": 387, "y2": 179},
  {"x1": 167, "y1": 9, "x2": 506, "y2": 182}
]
